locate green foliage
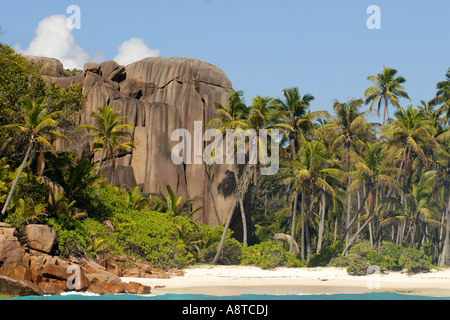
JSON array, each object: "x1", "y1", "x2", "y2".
[
  {"x1": 0, "y1": 43, "x2": 46, "y2": 123},
  {"x1": 155, "y1": 185, "x2": 202, "y2": 217},
  {"x1": 80, "y1": 186, "x2": 198, "y2": 269},
  {"x1": 240, "y1": 241, "x2": 301, "y2": 269},
  {"x1": 198, "y1": 227, "x2": 243, "y2": 265},
  {"x1": 44, "y1": 83, "x2": 85, "y2": 126},
  {"x1": 398, "y1": 247, "x2": 433, "y2": 273},
  {"x1": 332, "y1": 242, "x2": 432, "y2": 275},
  {"x1": 46, "y1": 215, "x2": 87, "y2": 258},
  {"x1": 0, "y1": 44, "x2": 84, "y2": 167},
  {"x1": 309, "y1": 243, "x2": 343, "y2": 267}
]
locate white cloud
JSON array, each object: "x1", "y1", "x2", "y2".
[
  {"x1": 18, "y1": 14, "x2": 89, "y2": 70},
  {"x1": 17, "y1": 15, "x2": 161, "y2": 70},
  {"x1": 114, "y1": 38, "x2": 160, "y2": 66}
]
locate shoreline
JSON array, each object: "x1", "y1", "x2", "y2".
[{"x1": 121, "y1": 265, "x2": 450, "y2": 298}]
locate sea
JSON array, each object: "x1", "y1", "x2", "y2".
[{"x1": 3, "y1": 292, "x2": 449, "y2": 300}]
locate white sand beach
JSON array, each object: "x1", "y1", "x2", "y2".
[{"x1": 121, "y1": 265, "x2": 450, "y2": 297}]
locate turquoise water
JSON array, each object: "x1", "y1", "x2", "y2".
[{"x1": 4, "y1": 292, "x2": 450, "y2": 300}]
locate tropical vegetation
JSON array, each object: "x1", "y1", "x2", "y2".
[{"x1": 1, "y1": 42, "x2": 449, "y2": 274}]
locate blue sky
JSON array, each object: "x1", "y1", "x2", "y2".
[{"x1": 1, "y1": 0, "x2": 449, "y2": 118}]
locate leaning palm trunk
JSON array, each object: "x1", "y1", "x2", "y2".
[
  {"x1": 342, "y1": 216, "x2": 373, "y2": 256},
  {"x1": 0, "y1": 137, "x2": 34, "y2": 220},
  {"x1": 211, "y1": 200, "x2": 238, "y2": 264}
]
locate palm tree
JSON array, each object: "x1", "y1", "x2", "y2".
[
  {"x1": 120, "y1": 186, "x2": 153, "y2": 211},
  {"x1": 202, "y1": 152, "x2": 222, "y2": 226},
  {"x1": 365, "y1": 66, "x2": 411, "y2": 125},
  {"x1": 76, "y1": 105, "x2": 134, "y2": 185},
  {"x1": 344, "y1": 142, "x2": 400, "y2": 252},
  {"x1": 287, "y1": 137, "x2": 341, "y2": 265},
  {"x1": 157, "y1": 185, "x2": 202, "y2": 217},
  {"x1": 206, "y1": 90, "x2": 250, "y2": 250},
  {"x1": 0, "y1": 97, "x2": 70, "y2": 220},
  {"x1": 66, "y1": 158, "x2": 100, "y2": 199},
  {"x1": 275, "y1": 87, "x2": 315, "y2": 160},
  {"x1": 436, "y1": 134, "x2": 450, "y2": 265},
  {"x1": 247, "y1": 95, "x2": 293, "y2": 177},
  {"x1": 430, "y1": 68, "x2": 450, "y2": 123},
  {"x1": 326, "y1": 98, "x2": 370, "y2": 243},
  {"x1": 401, "y1": 170, "x2": 443, "y2": 251},
  {"x1": 381, "y1": 105, "x2": 437, "y2": 179}
]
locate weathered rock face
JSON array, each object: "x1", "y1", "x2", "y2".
[
  {"x1": 0, "y1": 223, "x2": 23, "y2": 264},
  {"x1": 28, "y1": 55, "x2": 248, "y2": 237},
  {"x1": 0, "y1": 275, "x2": 43, "y2": 297},
  {"x1": 25, "y1": 224, "x2": 57, "y2": 254},
  {"x1": 23, "y1": 55, "x2": 68, "y2": 77}
]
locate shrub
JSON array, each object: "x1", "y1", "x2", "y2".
[
  {"x1": 309, "y1": 243, "x2": 343, "y2": 267},
  {"x1": 46, "y1": 215, "x2": 88, "y2": 258},
  {"x1": 80, "y1": 186, "x2": 197, "y2": 269},
  {"x1": 240, "y1": 241, "x2": 301, "y2": 269},
  {"x1": 398, "y1": 247, "x2": 432, "y2": 273},
  {"x1": 333, "y1": 241, "x2": 432, "y2": 275},
  {"x1": 193, "y1": 225, "x2": 242, "y2": 265}
]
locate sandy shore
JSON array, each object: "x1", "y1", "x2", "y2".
[{"x1": 121, "y1": 265, "x2": 450, "y2": 297}]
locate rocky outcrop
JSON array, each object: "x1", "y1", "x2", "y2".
[
  {"x1": 0, "y1": 224, "x2": 181, "y2": 296},
  {"x1": 0, "y1": 223, "x2": 23, "y2": 264},
  {"x1": 25, "y1": 224, "x2": 57, "y2": 254},
  {"x1": 26, "y1": 55, "x2": 249, "y2": 237},
  {"x1": 273, "y1": 233, "x2": 300, "y2": 257},
  {"x1": 23, "y1": 55, "x2": 68, "y2": 77},
  {"x1": 0, "y1": 275, "x2": 43, "y2": 297}
]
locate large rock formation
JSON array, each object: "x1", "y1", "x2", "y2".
[{"x1": 26, "y1": 56, "x2": 249, "y2": 239}]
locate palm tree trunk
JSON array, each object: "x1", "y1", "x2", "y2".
[
  {"x1": 238, "y1": 198, "x2": 247, "y2": 245},
  {"x1": 300, "y1": 189, "x2": 305, "y2": 261},
  {"x1": 305, "y1": 220, "x2": 311, "y2": 267},
  {"x1": 211, "y1": 200, "x2": 238, "y2": 264},
  {"x1": 232, "y1": 162, "x2": 249, "y2": 246},
  {"x1": 290, "y1": 137, "x2": 296, "y2": 160},
  {"x1": 317, "y1": 188, "x2": 325, "y2": 253},
  {"x1": 305, "y1": 191, "x2": 314, "y2": 266},
  {"x1": 97, "y1": 146, "x2": 106, "y2": 175},
  {"x1": 439, "y1": 194, "x2": 450, "y2": 266},
  {"x1": 111, "y1": 154, "x2": 116, "y2": 186},
  {"x1": 346, "y1": 146, "x2": 351, "y2": 244},
  {"x1": 205, "y1": 164, "x2": 222, "y2": 226},
  {"x1": 290, "y1": 191, "x2": 298, "y2": 254},
  {"x1": 334, "y1": 216, "x2": 338, "y2": 244},
  {"x1": 0, "y1": 138, "x2": 34, "y2": 220}
]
